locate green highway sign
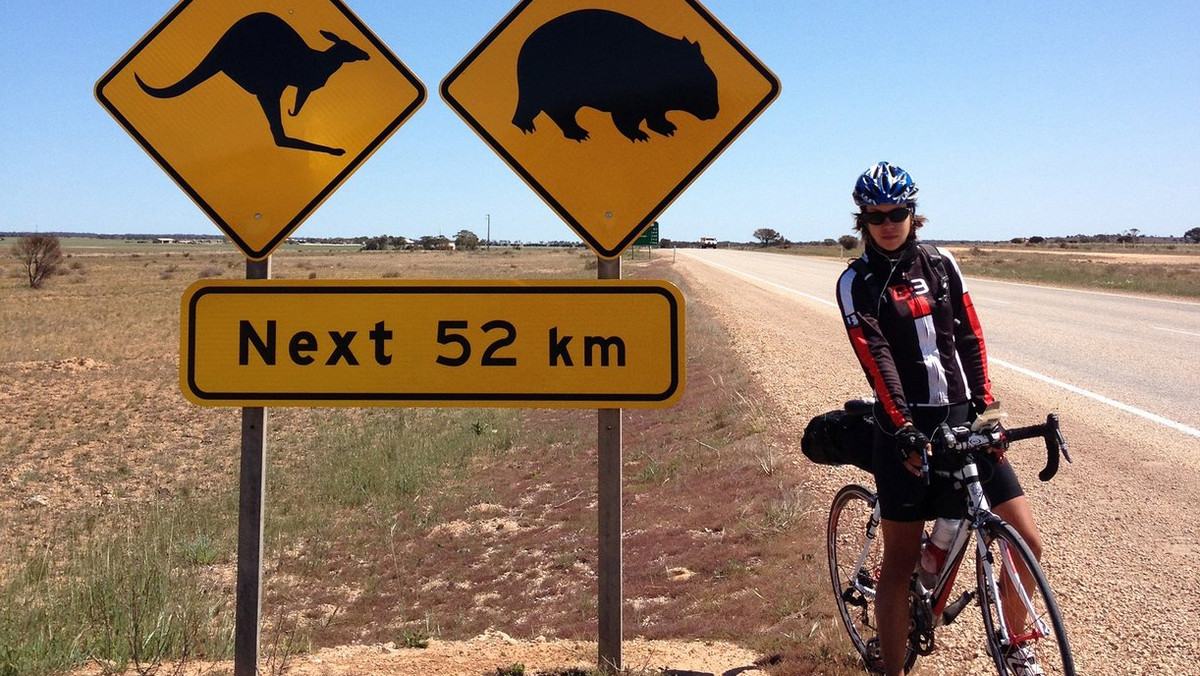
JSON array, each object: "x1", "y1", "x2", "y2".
[{"x1": 634, "y1": 222, "x2": 660, "y2": 247}]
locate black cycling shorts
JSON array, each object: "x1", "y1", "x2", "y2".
[{"x1": 871, "y1": 402, "x2": 1024, "y2": 522}]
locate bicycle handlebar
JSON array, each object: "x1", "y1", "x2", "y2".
[{"x1": 932, "y1": 413, "x2": 1072, "y2": 482}]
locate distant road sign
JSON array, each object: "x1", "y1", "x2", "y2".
[
  {"x1": 441, "y1": 0, "x2": 779, "y2": 259},
  {"x1": 634, "y1": 222, "x2": 660, "y2": 247},
  {"x1": 96, "y1": 0, "x2": 425, "y2": 260},
  {"x1": 181, "y1": 279, "x2": 685, "y2": 407}
]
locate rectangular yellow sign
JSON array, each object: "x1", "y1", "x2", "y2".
[{"x1": 181, "y1": 279, "x2": 684, "y2": 407}]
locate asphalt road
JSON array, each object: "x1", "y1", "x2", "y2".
[
  {"x1": 680, "y1": 248, "x2": 1200, "y2": 438},
  {"x1": 674, "y1": 247, "x2": 1200, "y2": 675}
]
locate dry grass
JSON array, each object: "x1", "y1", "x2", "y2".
[
  {"x1": 950, "y1": 246, "x2": 1200, "y2": 297},
  {"x1": 1, "y1": 242, "x2": 850, "y2": 676}
]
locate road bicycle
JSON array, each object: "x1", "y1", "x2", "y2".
[{"x1": 826, "y1": 401, "x2": 1075, "y2": 675}]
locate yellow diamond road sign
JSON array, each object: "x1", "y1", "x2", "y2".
[
  {"x1": 441, "y1": 0, "x2": 779, "y2": 259},
  {"x1": 96, "y1": 0, "x2": 425, "y2": 260}
]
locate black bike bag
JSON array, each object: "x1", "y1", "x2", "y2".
[{"x1": 801, "y1": 399, "x2": 876, "y2": 472}]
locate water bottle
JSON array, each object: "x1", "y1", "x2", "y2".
[{"x1": 918, "y1": 518, "x2": 961, "y2": 589}]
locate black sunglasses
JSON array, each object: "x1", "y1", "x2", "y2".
[{"x1": 863, "y1": 206, "x2": 912, "y2": 225}]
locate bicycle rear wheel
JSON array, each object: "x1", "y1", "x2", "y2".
[
  {"x1": 827, "y1": 484, "x2": 917, "y2": 674},
  {"x1": 975, "y1": 519, "x2": 1075, "y2": 676}
]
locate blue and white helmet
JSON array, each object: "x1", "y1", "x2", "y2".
[{"x1": 853, "y1": 162, "x2": 919, "y2": 206}]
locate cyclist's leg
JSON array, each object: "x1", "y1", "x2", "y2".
[
  {"x1": 877, "y1": 518, "x2": 923, "y2": 676},
  {"x1": 992, "y1": 495, "x2": 1043, "y2": 637}
]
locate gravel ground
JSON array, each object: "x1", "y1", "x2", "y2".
[{"x1": 676, "y1": 255, "x2": 1200, "y2": 675}]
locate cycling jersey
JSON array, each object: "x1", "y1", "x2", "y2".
[{"x1": 836, "y1": 241, "x2": 993, "y2": 430}]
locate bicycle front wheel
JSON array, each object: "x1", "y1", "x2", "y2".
[
  {"x1": 827, "y1": 484, "x2": 916, "y2": 674},
  {"x1": 975, "y1": 519, "x2": 1075, "y2": 676}
]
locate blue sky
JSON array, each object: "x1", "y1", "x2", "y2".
[{"x1": 2, "y1": 1, "x2": 1197, "y2": 245}]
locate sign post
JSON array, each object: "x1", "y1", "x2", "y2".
[
  {"x1": 234, "y1": 257, "x2": 270, "y2": 676},
  {"x1": 596, "y1": 256, "x2": 622, "y2": 670},
  {"x1": 442, "y1": 0, "x2": 776, "y2": 670}
]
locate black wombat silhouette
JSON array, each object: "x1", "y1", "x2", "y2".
[
  {"x1": 511, "y1": 9, "x2": 719, "y2": 143},
  {"x1": 135, "y1": 12, "x2": 369, "y2": 156}
]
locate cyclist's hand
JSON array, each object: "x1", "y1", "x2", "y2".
[
  {"x1": 970, "y1": 396, "x2": 991, "y2": 418},
  {"x1": 990, "y1": 422, "x2": 1010, "y2": 464},
  {"x1": 896, "y1": 425, "x2": 929, "y2": 478}
]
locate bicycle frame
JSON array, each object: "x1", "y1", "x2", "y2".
[
  {"x1": 828, "y1": 413, "x2": 1073, "y2": 674},
  {"x1": 841, "y1": 450, "x2": 1051, "y2": 642},
  {"x1": 922, "y1": 450, "x2": 1054, "y2": 648}
]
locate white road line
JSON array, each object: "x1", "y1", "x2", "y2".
[
  {"x1": 688, "y1": 253, "x2": 1200, "y2": 439},
  {"x1": 1152, "y1": 326, "x2": 1200, "y2": 338},
  {"x1": 991, "y1": 358, "x2": 1200, "y2": 438}
]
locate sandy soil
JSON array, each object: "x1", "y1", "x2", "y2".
[{"x1": 68, "y1": 631, "x2": 768, "y2": 676}]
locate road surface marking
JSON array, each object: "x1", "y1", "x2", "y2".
[
  {"x1": 688, "y1": 252, "x2": 1200, "y2": 439},
  {"x1": 991, "y1": 358, "x2": 1200, "y2": 438},
  {"x1": 1152, "y1": 326, "x2": 1200, "y2": 338}
]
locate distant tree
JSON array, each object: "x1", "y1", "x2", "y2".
[
  {"x1": 1185, "y1": 227, "x2": 1200, "y2": 243},
  {"x1": 1028, "y1": 236, "x2": 1045, "y2": 245},
  {"x1": 838, "y1": 235, "x2": 859, "y2": 254},
  {"x1": 360, "y1": 235, "x2": 389, "y2": 251},
  {"x1": 419, "y1": 235, "x2": 451, "y2": 250},
  {"x1": 13, "y1": 235, "x2": 63, "y2": 289},
  {"x1": 454, "y1": 229, "x2": 481, "y2": 251},
  {"x1": 753, "y1": 228, "x2": 783, "y2": 246}
]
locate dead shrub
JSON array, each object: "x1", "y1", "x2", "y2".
[{"x1": 12, "y1": 234, "x2": 64, "y2": 289}]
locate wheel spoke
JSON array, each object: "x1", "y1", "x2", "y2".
[{"x1": 976, "y1": 522, "x2": 1076, "y2": 675}]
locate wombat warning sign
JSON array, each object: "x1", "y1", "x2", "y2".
[{"x1": 442, "y1": 0, "x2": 779, "y2": 259}]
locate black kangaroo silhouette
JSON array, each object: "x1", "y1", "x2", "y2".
[{"x1": 135, "y1": 12, "x2": 370, "y2": 156}]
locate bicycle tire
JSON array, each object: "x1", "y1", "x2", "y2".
[
  {"x1": 827, "y1": 484, "x2": 917, "y2": 674},
  {"x1": 975, "y1": 519, "x2": 1075, "y2": 676}
]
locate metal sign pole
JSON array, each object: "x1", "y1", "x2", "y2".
[
  {"x1": 596, "y1": 255, "x2": 622, "y2": 673},
  {"x1": 235, "y1": 256, "x2": 271, "y2": 676}
]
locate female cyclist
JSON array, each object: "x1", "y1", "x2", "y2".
[{"x1": 835, "y1": 162, "x2": 1045, "y2": 676}]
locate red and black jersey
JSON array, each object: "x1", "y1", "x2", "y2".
[{"x1": 836, "y1": 242, "x2": 993, "y2": 430}]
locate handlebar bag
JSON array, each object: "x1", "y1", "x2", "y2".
[{"x1": 801, "y1": 408, "x2": 874, "y2": 472}]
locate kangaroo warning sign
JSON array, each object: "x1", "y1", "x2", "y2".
[
  {"x1": 442, "y1": 0, "x2": 779, "y2": 259},
  {"x1": 96, "y1": 0, "x2": 425, "y2": 260}
]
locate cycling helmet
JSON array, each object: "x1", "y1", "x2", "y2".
[{"x1": 853, "y1": 162, "x2": 919, "y2": 206}]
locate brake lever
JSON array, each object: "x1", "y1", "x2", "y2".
[
  {"x1": 1037, "y1": 413, "x2": 1069, "y2": 482},
  {"x1": 1054, "y1": 415, "x2": 1072, "y2": 464},
  {"x1": 925, "y1": 424, "x2": 959, "y2": 486}
]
